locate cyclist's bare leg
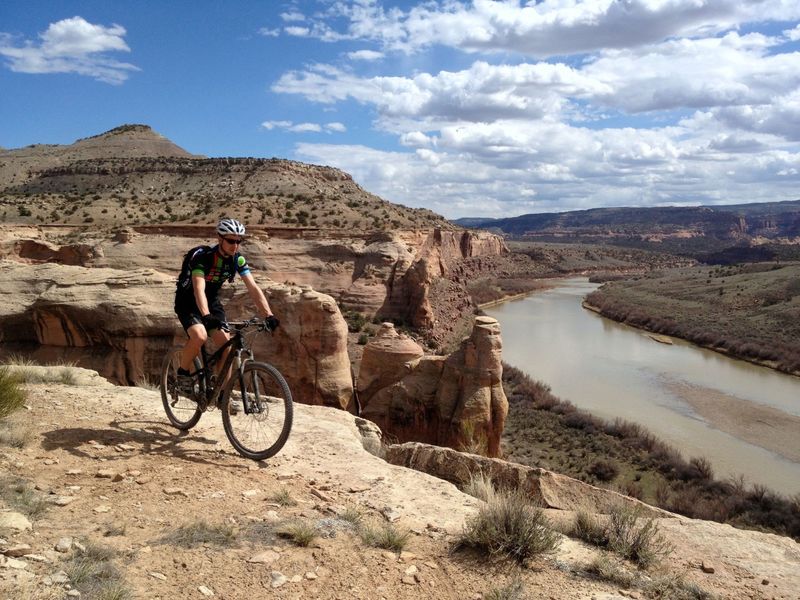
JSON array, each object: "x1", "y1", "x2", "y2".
[
  {"x1": 210, "y1": 327, "x2": 233, "y2": 381},
  {"x1": 179, "y1": 323, "x2": 207, "y2": 371}
]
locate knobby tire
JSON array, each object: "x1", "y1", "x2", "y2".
[
  {"x1": 160, "y1": 346, "x2": 203, "y2": 430},
  {"x1": 221, "y1": 361, "x2": 293, "y2": 460}
]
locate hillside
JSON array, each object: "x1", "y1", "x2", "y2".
[
  {"x1": 2, "y1": 370, "x2": 799, "y2": 599},
  {"x1": 0, "y1": 125, "x2": 451, "y2": 231}
]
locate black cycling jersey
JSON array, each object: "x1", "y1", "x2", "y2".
[{"x1": 175, "y1": 245, "x2": 251, "y2": 303}]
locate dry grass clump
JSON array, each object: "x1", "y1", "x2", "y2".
[
  {"x1": 0, "y1": 476, "x2": 49, "y2": 519},
  {"x1": 456, "y1": 487, "x2": 560, "y2": 564},
  {"x1": 0, "y1": 365, "x2": 26, "y2": 420},
  {"x1": 2, "y1": 356, "x2": 78, "y2": 385},
  {"x1": 568, "y1": 506, "x2": 672, "y2": 569},
  {"x1": 277, "y1": 520, "x2": 319, "y2": 547},
  {"x1": 269, "y1": 487, "x2": 297, "y2": 507},
  {"x1": 63, "y1": 542, "x2": 132, "y2": 600},
  {"x1": 484, "y1": 577, "x2": 527, "y2": 600},
  {"x1": 164, "y1": 521, "x2": 239, "y2": 548},
  {"x1": 359, "y1": 522, "x2": 412, "y2": 554}
]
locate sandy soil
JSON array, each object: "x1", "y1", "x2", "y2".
[{"x1": 664, "y1": 380, "x2": 800, "y2": 464}]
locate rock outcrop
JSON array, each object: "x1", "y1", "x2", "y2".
[
  {"x1": 0, "y1": 261, "x2": 353, "y2": 408},
  {"x1": 386, "y1": 442, "x2": 669, "y2": 518},
  {"x1": 227, "y1": 283, "x2": 353, "y2": 410},
  {"x1": 358, "y1": 317, "x2": 508, "y2": 457}
]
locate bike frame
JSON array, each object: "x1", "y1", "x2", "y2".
[{"x1": 191, "y1": 321, "x2": 257, "y2": 410}]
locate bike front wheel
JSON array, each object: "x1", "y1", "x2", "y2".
[
  {"x1": 160, "y1": 346, "x2": 203, "y2": 430},
  {"x1": 221, "y1": 361, "x2": 293, "y2": 460}
]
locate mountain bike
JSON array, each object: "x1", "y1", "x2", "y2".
[{"x1": 159, "y1": 317, "x2": 293, "y2": 460}]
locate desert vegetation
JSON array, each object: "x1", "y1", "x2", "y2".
[
  {"x1": 586, "y1": 263, "x2": 800, "y2": 374},
  {"x1": 501, "y1": 364, "x2": 800, "y2": 540}
]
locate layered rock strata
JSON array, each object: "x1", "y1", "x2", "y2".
[
  {"x1": 0, "y1": 260, "x2": 353, "y2": 409},
  {"x1": 357, "y1": 317, "x2": 508, "y2": 457}
]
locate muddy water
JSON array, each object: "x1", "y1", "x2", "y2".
[{"x1": 485, "y1": 278, "x2": 800, "y2": 496}]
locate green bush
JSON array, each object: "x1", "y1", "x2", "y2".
[{"x1": 0, "y1": 367, "x2": 26, "y2": 420}]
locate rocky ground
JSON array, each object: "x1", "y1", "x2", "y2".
[{"x1": 1, "y1": 370, "x2": 799, "y2": 600}]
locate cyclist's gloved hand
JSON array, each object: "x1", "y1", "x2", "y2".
[
  {"x1": 201, "y1": 314, "x2": 222, "y2": 331},
  {"x1": 264, "y1": 315, "x2": 280, "y2": 332}
]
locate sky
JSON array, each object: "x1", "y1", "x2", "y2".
[{"x1": 1, "y1": 1, "x2": 799, "y2": 219}]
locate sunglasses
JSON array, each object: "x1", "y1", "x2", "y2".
[{"x1": 221, "y1": 237, "x2": 243, "y2": 245}]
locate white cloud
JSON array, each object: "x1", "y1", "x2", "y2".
[
  {"x1": 298, "y1": 0, "x2": 800, "y2": 57},
  {"x1": 281, "y1": 11, "x2": 306, "y2": 23},
  {"x1": 259, "y1": 27, "x2": 281, "y2": 37},
  {"x1": 347, "y1": 49, "x2": 384, "y2": 61},
  {"x1": 0, "y1": 16, "x2": 138, "y2": 84},
  {"x1": 269, "y1": 2, "x2": 800, "y2": 217},
  {"x1": 261, "y1": 120, "x2": 345, "y2": 134}
]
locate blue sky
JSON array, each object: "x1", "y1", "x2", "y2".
[{"x1": 1, "y1": 1, "x2": 799, "y2": 219}]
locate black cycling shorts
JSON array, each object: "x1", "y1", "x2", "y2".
[{"x1": 174, "y1": 296, "x2": 226, "y2": 333}]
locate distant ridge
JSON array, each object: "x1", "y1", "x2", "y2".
[{"x1": 454, "y1": 200, "x2": 800, "y2": 258}]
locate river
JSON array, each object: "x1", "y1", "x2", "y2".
[{"x1": 485, "y1": 278, "x2": 800, "y2": 496}]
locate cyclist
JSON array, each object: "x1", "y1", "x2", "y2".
[{"x1": 174, "y1": 218, "x2": 279, "y2": 394}]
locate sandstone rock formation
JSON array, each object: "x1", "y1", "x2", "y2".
[
  {"x1": 385, "y1": 442, "x2": 669, "y2": 518},
  {"x1": 0, "y1": 260, "x2": 177, "y2": 384},
  {"x1": 0, "y1": 260, "x2": 353, "y2": 409},
  {"x1": 227, "y1": 283, "x2": 353, "y2": 410},
  {"x1": 358, "y1": 317, "x2": 508, "y2": 457},
  {"x1": 0, "y1": 225, "x2": 508, "y2": 343}
]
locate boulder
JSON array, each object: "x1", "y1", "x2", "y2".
[
  {"x1": 385, "y1": 442, "x2": 670, "y2": 518},
  {"x1": 358, "y1": 317, "x2": 508, "y2": 457}
]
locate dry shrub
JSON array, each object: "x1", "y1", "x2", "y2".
[
  {"x1": 456, "y1": 487, "x2": 560, "y2": 564},
  {"x1": 588, "y1": 460, "x2": 619, "y2": 483}
]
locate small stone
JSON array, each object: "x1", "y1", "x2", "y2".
[
  {"x1": 135, "y1": 476, "x2": 152, "y2": 485},
  {"x1": 198, "y1": 585, "x2": 214, "y2": 596},
  {"x1": 700, "y1": 561, "x2": 715, "y2": 574},
  {"x1": 24, "y1": 554, "x2": 49, "y2": 563},
  {"x1": 404, "y1": 565, "x2": 418, "y2": 576},
  {"x1": 305, "y1": 572, "x2": 318, "y2": 580},
  {"x1": 43, "y1": 459, "x2": 56, "y2": 465},
  {"x1": 3, "y1": 544, "x2": 32, "y2": 557},
  {"x1": 0, "y1": 512, "x2": 32, "y2": 531},
  {"x1": 290, "y1": 575, "x2": 302, "y2": 583},
  {"x1": 3, "y1": 557, "x2": 28, "y2": 570},
  {"x1": 401, "y1": 575, "x2": 417, "y2": 585},
  {"x1": 242, "y1": 489, "x2": 260, "y2": 498},
  {"x1": 96, "y1": 469, "x2": 116, "y2": 479},
  {"x1": 93, "y1": 505, "x2": 111, "y2": 514},
  {"x1": 271, "y1": 571, "x2": 288, "y2": 588},
  {"x1": 66, "y1": 590, "x2": 81, "y2": 597},
  {"x1": 66, "y1": 469, "x2": 82, "y2": 476},
  {"x1": 55, "y1": 537, "x2": 73, "y2": 553},
  {"x1": 49, "y1": 496, "x2": 76, "y2": 506},
  {"x1": 761, "y1": 578, "x2": 769, "y2": 585},
  {"x1": 247, "y1": 550, "x2": 280, "y2": 564},
  {"x1": 112, "y1": 473, "x2": 124, "y2": 482},
  {"x1": 163, "y1": 488, "x2": 188, "y2": 496},
  {"x1": 51, "y1": 571, "x2": 70, "y2": 584},
  {"x1": 150, "y1": 572, "x2": 167, "y2": 580}
]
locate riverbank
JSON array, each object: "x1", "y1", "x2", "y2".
[
  {"x1": 584, "y1": 263, "x2": 800, "y2": 377},
  {"x1": 500, "y1": 364, "x2": 800, "y2": 541}
]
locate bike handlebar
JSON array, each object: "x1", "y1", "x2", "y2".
[{"x1": 227, "y1": 317, "x2": 271, "y2": 333}]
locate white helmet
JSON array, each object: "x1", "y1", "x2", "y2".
[{"x1": 216, "y1": 218, "x2": 245, "y2": 237}]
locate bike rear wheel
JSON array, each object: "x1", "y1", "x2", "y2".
[
  {"x1": 221, "y1": 361, "x2": 293, "y2": 460},
  {"x1": 160, "y1": 346, "x2": 203, "y2": 430}
]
